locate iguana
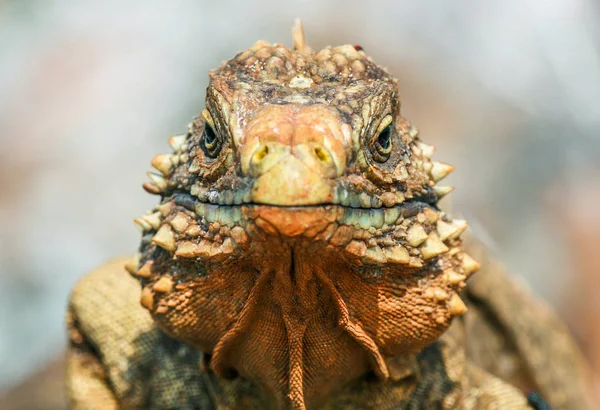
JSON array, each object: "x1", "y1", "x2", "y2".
[{"x1": 66, "y1": 22, "x2": 596, "y2": 410}]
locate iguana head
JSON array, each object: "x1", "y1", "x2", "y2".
[{"x1": 127, "y1": 22, "x2": 480, "y2": 410}]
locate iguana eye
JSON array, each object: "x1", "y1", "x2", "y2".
[
  {"x1": 201, "y1": 121, "x2": 221, "y2": 158},
  {"x1": 371, "y1": 119, "x2": 393, "y2": 163}
]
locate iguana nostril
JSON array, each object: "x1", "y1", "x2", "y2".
[
  {"x1": 252, "y1": 144, "x2": 270, "y2": 164},
  {"x1": 314, "y1": 145, "x2": 332, "y2": 165}
]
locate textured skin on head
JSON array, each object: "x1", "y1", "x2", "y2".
[{"x1": 66, "y1": 26, "x2": 596, "y2": 410}]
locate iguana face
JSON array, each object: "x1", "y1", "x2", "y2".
[{"x1": 127, "y1": 27, "x2": 479, "y2": 410}]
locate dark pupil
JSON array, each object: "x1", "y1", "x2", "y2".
[
  {"x1": 204, "y1": 124, "x2": 217, "y2": 145},
  {"x1": 377, "y1": 125, "x2": 391, "y2": 150}
]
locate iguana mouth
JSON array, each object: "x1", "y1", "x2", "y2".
[
  {"x1": 189, "y1": 184, "x2": 438, "y2": 209},
  {"x1": 173, "y1": 192, "x2": 436, "y2": 223},
  {"x1": 135, "y1": 190, "x2": 464, "y2": 271},
  {"x1": 170, "y1": 192, "x2": 442, "y2": 251}
]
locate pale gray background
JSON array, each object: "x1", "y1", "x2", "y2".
[{"x1": 1, "y1": 0, "x2": 599, "y2": 401}]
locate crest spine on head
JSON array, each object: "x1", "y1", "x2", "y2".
[{"x1": 292, "y1": 19, "x2": 311, "y2": 54}]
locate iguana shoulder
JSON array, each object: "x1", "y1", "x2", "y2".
[
  {"x1": 463, "y1": 239, "x2": 596, "y2": 409},
  {"x1": 67, "y1": 258, "x2": 218, "y2": 410}
]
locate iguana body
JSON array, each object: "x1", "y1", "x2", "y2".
[{"x1": 66, "y1": 23, "x2": 595, "y2": 409}]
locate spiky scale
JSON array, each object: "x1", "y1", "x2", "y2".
[
  {"x1": 133, "y1": 218, "x2": 152, "y2": 232},
  {"x1": 124, "y1": 254, "x2": 140, "y2": 275},
  {"x1": 168, "y1": 134, "x2": 187, "y2": 151},
  {"x1": 436, "y1": 220, "x2": 458, "y2": 241},
  {"x1": 444, "y1": 269, "x2": 466, "y2": 285},
  {"x1": 461, "y1": 253, "x2": 480, "y2": 275},
  {"x1": 420, "y1": 233, "x2": 449, "y2": 260},
  {"x1": 153, "y1": 276, "x2": 174, "y2": 293},
  {"x1": 407, "y1": 224, "x2": 428, "y2": 247},
  {"x1": 170, "y1": 212, "x2": 191, "y2": 233},
  {"x1": 152, "y1": 225, "x2": 176, "y2": 252},
  {"x1": 142, "y1": 212, "x2": 163, "y2": 230},
  {"x1": 430, "y1": 161, "x2": 454, "y2": 182},
  {"x1": 140, "y1": 287, "x2": 154, "y2": 311},
  {"x1": 345, "y1": 240, "x2": 367, "y2": 258},
  {"x1": 364, "y1": 246, "x2": 387, "y2": 264},
  {"x1": 384, "y1": 245, "x2": 410, "y2": 264},
  {"x1": 142, "y1": 181, "x2": 163, "y2": 195},
  {"x1": 448, "y1": 219, "x2": 468, "y2": 239},
  {"x1": 448, "y1": 293, "x2": 468, "y2": 316},
  {"x1": 418, "y1": 142, "x2": 436, "y2": 158},
  {"x1": 135, "y1": 261, "x2": 153, "y2": 278},
  {"x1": 147, "y1": 172, "x2": 168, "y2": 191},
  {"x1": 434, "y1": 186, "x2": 454, "y2": 199},
  {"x1": 175, "y1": 241, "x2": 202, "y2": 258},
  {"x1": 151, "y1": 154, "x2": 173, "y2": 176}
]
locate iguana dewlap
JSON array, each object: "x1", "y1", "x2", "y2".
[{"x1": 66, "y1": 22, "x2": 595, "y2": 410}]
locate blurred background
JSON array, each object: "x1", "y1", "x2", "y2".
[{"x1": 1, "y1": 0, "x2": 599, "y2": 408}]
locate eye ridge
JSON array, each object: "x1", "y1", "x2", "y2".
[{"x1": 201, "y1": 122, "x2": 221, "y2": 158}]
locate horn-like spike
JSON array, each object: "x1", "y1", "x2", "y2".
[
  {"x1": 345, "y1": 240, "x2": 367, "y2": 258},
  {"x1": 135, "y1": 261, "x2": 153, "y2": 278},
  {"x1": 168, "y1": 134, "x2": 187, "y2": 152},
  {"x1": 423, "y1": 161, "x2": 433, "y2": 173},
  {"x1": 418, "y1": 142, "x2": 436, "y2": 158},
  {"x1": 175, "y1": 240, "x2": 211, "y2": 258},
  {"x1": 420, "y1": 233, "x2": 449, "y2": 260},
  {"x1": 152, "y1": 225, "x2": 176, "y2": 251},
  {"x1": 434, "y1": 185, "x2": 454, "y2": 199},
  {"x1": 140, "y1": 287, "x2": 154, "y2": 311},
  {"x1": 448, "y1": 219, "x2": 468, "y2": 239},
  {"x1": 384, "y1": 245, "x2": 410, "y2": 264},
  {"x1": 407, "y1": 224, "x2": 428, "y2": 247},
  {"x1": 124, "y1": 254, "x2": 140, "y2": 275},
  {"x1": 151, "y1": 154, "x2": 173, "y2": 176},
  {"x1": 461, "y1": 253, "x2": 480, "y2": 275},
  {"x1": 142, "y1": 211, "x2": 163, "y2": 230},
  {"x1": 436, "y1": 220, "x2": 458, "y2": 241},
  {"x1": 157, "y1": 201, "x2": 174, "y2": 216},
  {"x1": 142, "y1": 181, "x2": 162, "y2": 195},
  {"x1": 133, "y1": 217, "x2": 152, "y2": 232},
  {"x1": 147, "y1": 172, "x2": 168, "y2": 191},
  {"x1": 444, "y1": 269, "x2": 466, "y2": 285},
  {"x1": 170, "y1": 212, "x2": 191, "y2": 233},
  {"x1": 292, "y1": 19, "x2": 310, "y2": 53},
  {"x1": 430, "y1": 161, "x2": 454, "y2": 182},
  {"x1": 363, "y1": 246, "x2": 387, "y2": 264},
  {"x1": 448, "y1": 293, "x2": 468, "y2": 316},
  {"x1": 153, "y1": 276, "x2": 174, "y2": 293}
]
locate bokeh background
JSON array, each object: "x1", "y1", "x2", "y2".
[{"x1": 1, "y1": 0, "x2": 599, "y2": 408}]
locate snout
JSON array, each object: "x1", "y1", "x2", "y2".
[{"x1": 240, "y1": 104, "x2": 349, "y2": 206}]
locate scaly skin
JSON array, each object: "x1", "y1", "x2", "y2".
[{"x1": 66, "y1": 22, "x2": 595, "y2": 410}]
